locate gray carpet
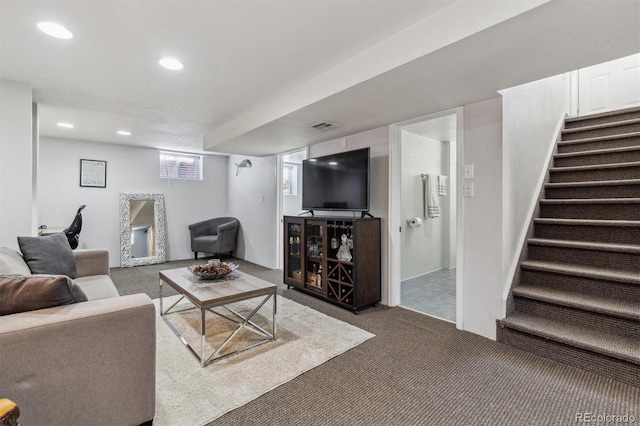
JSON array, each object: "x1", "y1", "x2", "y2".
[{"x1": 110, "y1": 258, "x2": 639, "y2": 426}]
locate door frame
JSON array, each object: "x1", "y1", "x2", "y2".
[
  {"x1": 276, "y1": 147, "x2": 309, "y2": 270},
  {"x1": 388, "y1": 107, "x2": 465, "y2": 330}
]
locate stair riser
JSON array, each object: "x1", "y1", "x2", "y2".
[
  {"x1": 545, "y1": 184, "x2": 640, "y2": 199},
  {"x1": 520, "y1": 268, "x2": 640, "y2": 300},
  {"x1": 558, "y1": 135, "x2": 640, "y2": 153},
  {"x1": 562, "y1": 122, "x2": 640, "y2": 141},
  {"x1": 549, "y1": 166, "x2": 640, "y2": 183},
  {"x1": 527, "y1": 245, "x2": 639, "y2": 273},
  {"x1": 553, "y1": 150, "x2": 640, "y2": 167},
  {"x1": 564, "y1": 110, "x2": 640, "y2": 129},
  {"x1": 539, "y1": 203, "x2": 640, "y2": 220},
  {"x1": 513, "y1": 297, "x2": 638, "y2": 338},
  {"x1": 534, "y1": 223, "x2": 640, "y2": 245},
  {"x1": 497, "y1": 326, "x2": 640, "y2": 387}
]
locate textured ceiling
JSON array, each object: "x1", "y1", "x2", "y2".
[{"x1": 1, "y1": 0, "x2": 638, "y2": 156}]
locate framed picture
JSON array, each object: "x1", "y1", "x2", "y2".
[{"x1": 80, "y1": 159, "x2": 107, "y2": 188}]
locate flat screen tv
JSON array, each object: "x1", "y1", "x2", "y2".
[{"x1": 302, "y1": 147, "x2": 370, "y2": 213}]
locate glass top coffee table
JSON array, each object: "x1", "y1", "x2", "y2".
[{"x1": 159, "y1": 267, "x2": 277, "y2": 367}]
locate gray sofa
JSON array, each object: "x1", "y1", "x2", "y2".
[
  {"x1": 0, "y1": 246, "x2": 155, "y2": 426},
  {"x1": 189, "y1": 217, "x2": 239, "y2": 260}
]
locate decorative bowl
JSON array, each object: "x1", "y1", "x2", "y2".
[{"x1": 188, "y1": 262, "x2": 239, "y2": 280}]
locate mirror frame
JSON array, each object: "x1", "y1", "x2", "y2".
[{"x1": 120, "y1": 193, "x2": 166, "y2": 267}]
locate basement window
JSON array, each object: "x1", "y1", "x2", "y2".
[{"x1": 159, "y1": 151, "x2": 203, "y2": 180}]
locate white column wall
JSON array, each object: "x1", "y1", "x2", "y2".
[
  {"x1": 501, "y1": 74, "x2": 570, "y2": 299},
  {"x1": 0, "y1": 79, "x2": 35, "y2": 249},
  {"x1": 38, "y1": 137, "x2": 228, "y2": 266},
  {"x1": 462, "y1": 97, "x2": 503, "y2": 340},
  {"x1": 226, "y1": 154, "x2": 278, "y2": 269}
]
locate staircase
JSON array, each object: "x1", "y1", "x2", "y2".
[{"x1": 497, "y1": 106, "x2": 640, "y2": 387}]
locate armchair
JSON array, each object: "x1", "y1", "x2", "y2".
[{"x1": 189, "y1": 217, "x2": 239, "y2": 260}]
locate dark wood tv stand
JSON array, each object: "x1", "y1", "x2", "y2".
[{"x1": 283, "y1": 215, "x2": 381, "y2": 313}]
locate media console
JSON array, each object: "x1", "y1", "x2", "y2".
[{"x1": 283, "y1": 215, "x2": 381, "y2": 313}]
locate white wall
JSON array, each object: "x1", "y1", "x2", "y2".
[
  {"x1": 400, "y1": 131, "x2": 447, "y2": 280},
  {"x1": 38, "y1": 137, "x2": 228, "y2": 266},
  {"x1": 501, "y1": 74, "x2": 570, "y2": 296},
  {"x1": 0, "y1": 79, "x2": 36, "y2": 249},
  {"x1": 308, "y1": 127, "x2": 389, "y2": 304},
  {"x1": 227, "y1": 154, "x2": 278, "y2": 269},
  {"x1": 462, "y1": 97, "x2": 503, "y2": 340}
]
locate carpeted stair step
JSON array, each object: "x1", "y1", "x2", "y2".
[
  {"x1": 561, "y1": 118, "x2": 640, "y2": 141},
  {"x1": 497, "y1": 314, "x2": 640, "y2": 387},
  {"x1": 512, "y1": 283, "x2": 640, "y2": 321},
  {"x1": 534, "y1": 218, "x2": 640, "y2": 245},
  {"x1": 527, "y1": 238, "x2": 640, "y2": 272},
  {"x1": 553, "y1": 146, "x2": 640, "y2": 167},
  {"x1": 544, "y1": 179, "x2": 640, "y2": 199},
  {"x1": 519, "y1": 266, "x2": 639, "y2": 305},
  {"x1": 557, "y1": 132, "x2": 640, "y2": 154},
  {"x1": 564, "y1": 106, "x2": 640, "y2": 129},
  {"x1": 499, "y1": 312, "x2": 639, "y2": 361},
  {"x1": 513, "y1": 298, "x2": 638, "y2": 344},
  {"x1": 549, "y1": 161, "x2": 640, "y2": 183},
  {"x1": 520, "y1": 259, "x2": 640, "y2": 286},
  {"x1": 539, "y1": 198, "x2": 640, "y2": 220}
]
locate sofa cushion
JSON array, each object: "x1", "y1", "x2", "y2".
[
  {"x1": 74, "y1": 275, "x2": 120, "y2": 300},
  {"x1": 0, "y1": 247, "x2": 32, "y2": 275},
  {"x1": 17, "y1": 234, "x2": 77, "y2": 278},
  {"x1": 0, "y1": 274, "x2": 88, "y2": 316}
]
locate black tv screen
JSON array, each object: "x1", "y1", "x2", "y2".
[{"x1": 302, "y1": 147, "x2": 370, "y2": 212}]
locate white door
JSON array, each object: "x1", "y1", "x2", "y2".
[{"x1": 578, "y1": 53, "x2": 640, "y2": 115}]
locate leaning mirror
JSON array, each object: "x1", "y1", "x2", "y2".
[{"x1": 120, "y1": 193, "x2": 166, "y2": 267}]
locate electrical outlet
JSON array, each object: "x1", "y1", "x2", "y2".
[
  {"x1": 261, "y1": 194, "x2": 265, "y2": 203},
  {"x1": 249, "y1": 238, "x2": 254, "y2": 247}
]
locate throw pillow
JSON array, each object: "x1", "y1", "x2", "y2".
[
  {"x1": 0, "y1": 274, "x2": 88, "y2": 316},
  {"x1": 0, "y1": 247, "x2": 32, "y2": 275},
  {"x1": 17, "y1": 233, "x2": 77, "y2": 278}
]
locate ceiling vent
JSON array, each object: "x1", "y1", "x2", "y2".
[{"x1": 309, "y1": 121, "x2": 341, "y2": 131}]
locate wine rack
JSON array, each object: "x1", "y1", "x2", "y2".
[{"x1": 283, "y1": 216, "x2": 380, "y2": 313}]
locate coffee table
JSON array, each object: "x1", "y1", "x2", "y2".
[{"x1": 159, "y1": 267, "x2": 277, "y2": 367}]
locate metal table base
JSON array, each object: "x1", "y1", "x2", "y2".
[{"x1": 160, "y1": 279, "x2": 277, "y2": 367}]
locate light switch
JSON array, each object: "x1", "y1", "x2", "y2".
[
  {"x1": 464, "y1": 164, "x2": 474, "y2": 179},
  {"x1": 463, "y1": 182, "x2": 474, "y2": 197}
]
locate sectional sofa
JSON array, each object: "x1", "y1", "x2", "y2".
[{"x1": 0, "y1": 239, "x2": 156, "y2": 426}]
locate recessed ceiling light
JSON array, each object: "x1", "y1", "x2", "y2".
[
  {"x1": 329, "y1": 161, "x2": 338, "y2": 165},
  {"x1": 159, "y1": 57, "x2": 183, "y2": 71},
  {"x1": 117, "y1": 130, "x2": 132, "y2": 136},
  {"x1": 37, "y1": 22, "x2": 73, "y2": 39},
  {"x1": 57, "y1": 122, "x2": 74, "y2": 129},
  {"x1": 308, "y1": 159, "x2": 317, "y2": 162}
]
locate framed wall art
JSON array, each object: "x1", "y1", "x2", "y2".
[{"x1": 80, "y1": 159, "x2": 107, "y2": 188}]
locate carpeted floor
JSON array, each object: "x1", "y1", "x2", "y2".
[{"x1": 111, "y1": 258, "x2": 639, "y2": 426}]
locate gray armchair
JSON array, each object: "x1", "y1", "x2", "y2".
[{"x1": 189, "y1": 217, "x2": 239, "y2": 260}]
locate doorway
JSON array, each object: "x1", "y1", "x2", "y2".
[
  {"x1": 276, "y1": 148, "x2": 308, "y2": 269},
  {"x1": 397, "y1": 112, "x2": 458, "y2": 323}
]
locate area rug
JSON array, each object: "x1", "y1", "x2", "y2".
[{"x1": 153, "y1": 295, "x2": 374, "y2": 426}]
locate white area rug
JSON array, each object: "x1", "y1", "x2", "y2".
[{"x1": 153, "y1": 295, "x2": 374, "y2": 426}]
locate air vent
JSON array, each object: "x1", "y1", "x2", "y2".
[{"x1": 309, "y1": 121, "x2": 341, "y2": 131}]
